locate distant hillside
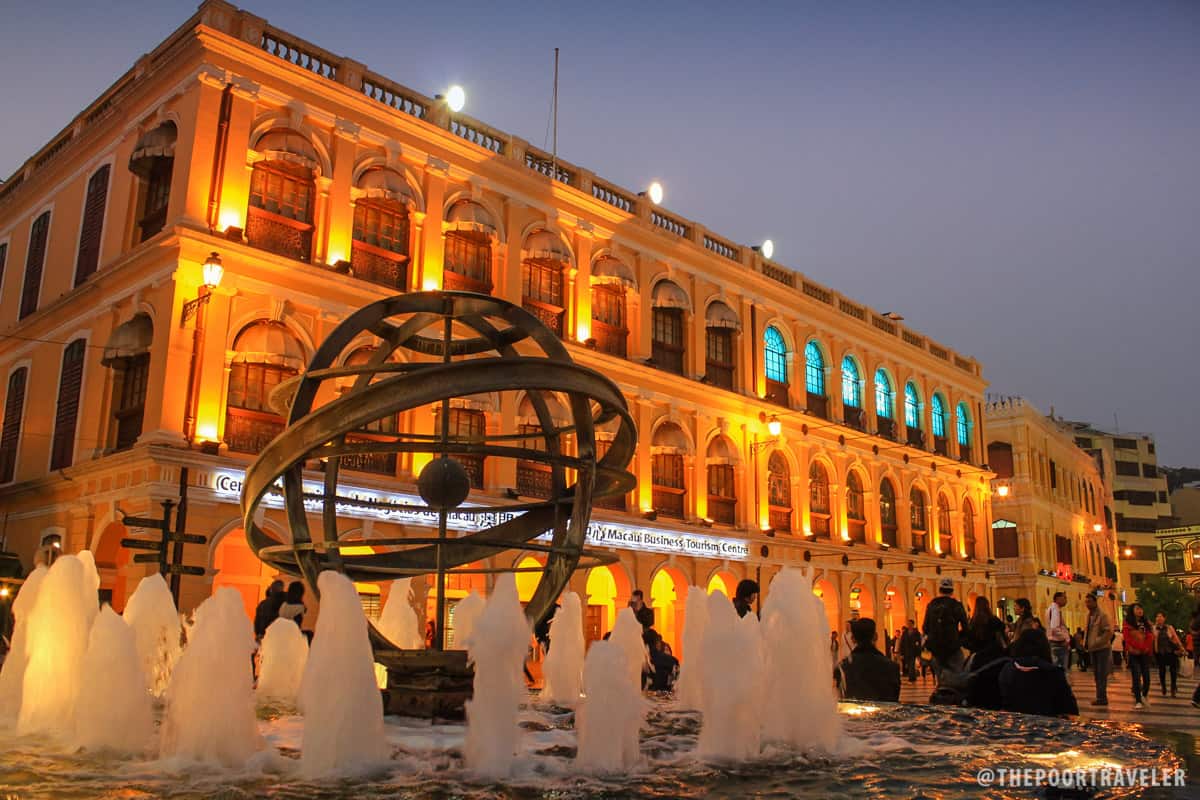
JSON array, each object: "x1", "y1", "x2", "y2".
[{"x1": 1162, "y1": 466, "x2": 1200, "y2": 493}]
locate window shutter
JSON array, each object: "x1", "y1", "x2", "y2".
[
  {"x1": 74, "y1": 166, "x2": 110, "y2": 286},
  {"x1": 0, "y1": 368, "x2": 29, "y2": 482},
  {"x1": 0, "y1": 243, "x2": 8, "y2": 291},
  {"x1": 50, "y1": 340, "x2": 86, "y2": 470},
  {"x1": 20, "y1": 212, "x2": 51, "y2": 319}
]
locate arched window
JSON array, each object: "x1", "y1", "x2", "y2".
[
  {"x1": 247, "y1": 129, "x2": 318, "y2": 262},
  {"x1": 591, "y1": 257, "x2": 634, "y2": 358},
  {"x1": 74, "y1": 165, "x2": 111, "y2": 286},
  {"x1": 846, "y1": 471, "x2": 866, "y2": 543},
  {"x1": 910, "y1": 487, "x2": 928, "y2": 551},
  {"x1": 805, "y1": 341, "x2": 828, "y2": 418},
  {"x1": 706, "y1": 437, "x2": 737, "y2": 526},
  {"x1": 956, "y1": 401, "x2": 973, "y2": 463},
  {"x1": 876, "y1": 369, "x2": 896, "y2": 440},
  {"x1": 931, "y1": 393, "x2": 948, "y2": 454},
  {"x1": 842, "y1": 356, "x2": 864, "y2": 429},
  {"x1": 225, "y1": 321, "x2": 305, "y2": 454},
  {"x1": 880, "y1": 478, "x2": 898, "y2": 547},
  {"x1": 335, "y1": 347, "x2": 399, "y2": 476},
  {"x1": 444, "y1": 200, "x2": 495, "y2": 293},
  {"x1": 102, "y1": 314, "x2": 152, "y2": 451},
  {"x1": 963, "y1": 500, "x2": 977, "y2": 559},
  {"x1": 516, "y1": 393, "x2": 570, "y2": 500},
  {"x1": 937, "y1": 495, "x2": 953, "y2": 554},
  {"x1": 0, "y1": 368, "x2": 29, "y2": 483},
  {"x1": 705, "y1": 302, "x2": 739, "y2": 391},
  {"x1": 651, "y1": 423, "x2": 688, "y2": 519},
  {"x1": 20, "y1": 211, "x2": 50, "y2": 320},
  {"x1": 767, "y1": 452, "x2": 792, "y2": 532},
  {"x1": 128, "y1": 121, "x2": 176, "y2": 243},
  {"x1": 763, "y1": 326, "x2": 788, "y2": 404},
  {"x1": 433, "y1": 405, "x2": 487, "y2": 489},
  {"x1": 903, "y1": 386, "x2": 925, "y2": 447},
  {"x1": 651, "y1": 281, "x2": 688, "y2": 376},
  {"x1": 50, "y1": 339, "x2": 86, "y2": 470},
  {"x1": 521, "y1": 230, "x2": 569, "y2": 336},
  {"x1": 809, "y1": 461, "x2": 831, "y2": 537}
]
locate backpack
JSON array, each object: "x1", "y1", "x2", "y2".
[{"x1": 924, "y1": 599, "x2": 962, "y2": 658}]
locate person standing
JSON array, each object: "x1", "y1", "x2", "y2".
[
  {"x1": 253, "y1": 580, "x2": 285, "y2": 640},
  {"x1": 732, "y1": 579, "x2": 759, "y2": 619},
  {"x1": 1044, "y1": 592, "x2": 1070, "y2": 671},
  {"x1": 1153, "y1": 611, "x2": 1183, "y2": 698},
  {"x1": 629, "y1": 589, "x2": 656, "y2": 629},
  {"x1": 1084, "y1": 593, "x2": 1114, "y2": 706},
  {"x1": 277, "y1": 581, "x2": 307, "y2": 628},
  {"x1": 1013, "y1": 598, "x2": 1041, "y2": 638},
  {"x1": 963, "y1": 596, "x2": 1008, "y2": 668},
  {"x1": 1123, "y1": 603, "x2": 1154, "y2": 709},
  {"x1": 998, "y1": 629, "x2": 1079, "y2": 717},
  {"x1": 921, "y1": 578, "x2": 969, "y2": 676},
  {"x1": 837, "y1": 618, "x2": 901, "y2": 702}
]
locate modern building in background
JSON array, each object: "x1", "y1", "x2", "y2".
[
  {"x1": 1169, "y1": 484, "x2": 1200, "y2": 528},
  {"x1": 985, "y1": 398, "x2": 1121, "y2": 629},
  {"x1": 0, "y1": 0, "x2": 994, "y2": 652},
  {"x1": 1058, "y1": 422, "x2": 1171, "y2": 589}
]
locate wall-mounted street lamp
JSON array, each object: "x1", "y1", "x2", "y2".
[{"x1": 183, "y1": 252, "x2": 225, "y2": 448}]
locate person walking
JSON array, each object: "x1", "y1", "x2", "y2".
[
  {"x1": 1044, "y1": 592, "x2": 1071, "y2": 671},
  {"x1": 1084, "y1": 593, "x2": 1114, "y2": 706},
  {"x1": 963, "y1": 596, "x2": 1008, "y2": 668},
  {"x1": 837, "y1": 618, "x2": 901, "y2": 702},
  {"x1": 1153, "y1": 611, "x2": 1184, "y2": 698},
  {"x1": 1123, "y1": 603, "x2": 1154, "y2": 709},
  {"x1": 921, "y1": 578, "x2": 969, "y2": 676},
  {"x1": 1014, "y1": 598, "x2": 1041, "y2": 638},
  {"x1": 898, "y1": 620, "x2": 918, "y2": 682}
]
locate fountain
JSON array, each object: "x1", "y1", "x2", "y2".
[
  {"x1": 0, "y1": 564, "x2": 46, "y2": 721},
  {"x1": 575, "y1": 638, "x2": 647, "y2": 772},
  {"x1": 298, "y1": 571, "x2": 388, "y2": 777},
  {"x1": 451, "y1": 590, "x2": 485, "y2": 648},
  {"x1": 73, "y1": 606, "x2": 153, "y2": 753},
  {"x1": 607, "y1": 607, "x2": 646, "y2": 689},
  {"x1": 463, "y1": 573, "x2": 529, "y2": 778},
  {"x1": 122, "y1": 573, "x2": 182, "y2": 697},
  {"x1": 17, "y1": 554, "x2": 95, "y2": 737},
  {"x1": 160, "y1": 587, "x2": 262, "y2": 767},
  {"x1": 540, "y1": 591, "x2": 584, "y2": 706},
  {"x1": 760, "y1": 568, "x2": 841, "y2": 752},
  {"x1": 696, "y1": 589, "x2": 763, "y2": 761},
  {"x1": 375, "y1": 577, "x2": 423, "y2": 649},
  {"x1": 256, "y1": 617, "x2": 309, "y2": 707},
  {"x1": 674, "y1": 584, "x2": 709, "y2": 710}
]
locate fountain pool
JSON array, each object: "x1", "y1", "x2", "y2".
[{"x1": 0, "y1": 695, "x2": 1185, "y2": 799}]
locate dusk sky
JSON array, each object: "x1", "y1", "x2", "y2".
[{"x1": 3, "y1": 1, "x2": 1197, "y2": 464}]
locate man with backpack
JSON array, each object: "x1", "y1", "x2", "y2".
[{"x1": 922, "y1": 578, "x2": 969, "y2": 677}]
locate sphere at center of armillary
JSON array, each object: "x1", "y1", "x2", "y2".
[{"x1": 417, "y1": 456, "x2": 472, "y2": 511}]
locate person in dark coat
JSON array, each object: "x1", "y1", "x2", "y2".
[
  {"x1": 998, "y1": 628, "x2": 1079, "y2": 717},
  {"x1": 628, "y1": 590, "x2": 655, "y2": 629},
  {"x1": 733, "y1": 579, "x2": 759, "y2": 619},
  {"x1": 922, "y1": 578, "x2": 969, "y2": 674},
  {"x1": 837, "y1": 618, "x2": 901, "y2": 702},
  {"x1": 899, "y1": 619, "x2": 922, "y2": 682},
  {"x1": 253, "y1": 580, "x2": 285, "y2": 640},
  {"x1": 963, "y1": 596, "x2": 1008, "y2": 668}
]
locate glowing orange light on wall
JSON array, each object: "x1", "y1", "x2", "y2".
[
  {"x1": 196, "y1": 422, "x2": 219, "y2": 443},
  {"x1": 422, "y1": 277, "x2": 440, "y2": 291},
  {"x1": 576, "y1": 321, "x2": 591, "y2": 343},
  {"x1": 218, "y1": 208, "x2": 243, "y2": 232}
]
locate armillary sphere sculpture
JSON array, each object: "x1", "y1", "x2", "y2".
[{"x1": 240, "y1": 291, "x2": 636, "y2": 651}]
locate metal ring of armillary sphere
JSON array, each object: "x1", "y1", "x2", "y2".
[{"x1": 240, "y1": 291, "x2": 637, "y2": 645}]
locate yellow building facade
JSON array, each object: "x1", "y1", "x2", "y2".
[
  {"x1": 985, "y1": 398, "x2": 1122, "y2": 630},
  {"x1": 0, "y1": 1, "x2": 994, "y2": 653}
]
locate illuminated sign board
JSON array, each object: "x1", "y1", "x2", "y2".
[{"x1": 210, "y1": 470, "x2": 748, "y2": 560}]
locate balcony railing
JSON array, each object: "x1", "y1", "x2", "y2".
[
  {"x1": 522, "y1": 300, "x2": 564, "y2": 337},
  {"x1": 350, "y1": 242, "x2": 407, "y2": 289},
  {"x1": 708, "y1": 497, "x2": 735, "y2": 526},
  {"x1": 934, "y1": 436, "x2": 949, "y2": 457},
  {"x1": 907, "y1": 428, "x2": 925, "y2": 448},
  {"x1": 768, "y1": 507, "x2": 792, "y2": 533},
  {"x1": 843, "y1": 405, "x2": 865, "y2": 431},
  {"x1": 848, "y1": 519, "x2": 867, "y2": 543},
  {"x1": 877, "y1": 417, "x2": 896, "y2": 441},
  {"x1": 225, "y1": 408, "x2": 285, "y2": 455},
  {"x1": 592, "y1": 322, "x2": 627, "y2": 358},
  {"x1": 517, "y1": 463, "x2": 553, "y2": 499},
  {"x1": 705, "y1": 362, "x2": 734, "y2": 391},
  {"x1": 653, "y1": 486, "x2": 685, "y2": 519},
  {"x1": 337, "y1": 437, "x2": 397, "y2": 476},
  {"x1": 807, "y1": 393, "x2": 829, "y2": 419},
  {"x1": 765, "y1": 379, "x2": 789, "y2": 407},
  {"x1": 246, "y1": 208, "x2": 312, "y2": 262}
]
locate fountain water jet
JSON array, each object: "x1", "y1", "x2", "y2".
[
  {"x1": 575, "y1": 638, "x2": 647, "y2": 772},
  {"x1": 607, "y1": 607, "x2": 646, "y2": 689},
  {"x1": 451, "y1": 590, "x2": 485, "y2": 649},
  {"x1": 463, "y1": 573, "x2": 529, "y2": 778},
  {"x1": 73, "y1": 606, "x2": 153, "y2": 753},
  {"x1": 256, "y1": 617, "x2": 309, "y2": 707},
  {"x1": 760, "y1": 568, "x2": 841, "y2": 752},
  {"x1": 0, "y1": 564, "x2": 47, "y2": 721},
  {"x1": 122, "y1": 573, "x2": 182, "y2": 697},
  {"x1": 697, "y1": 591, "x2": 763, "y2": 761},
  {"x1": 77, "y1": 550, "x2": 101, "y2": 629},
  {"x1": 298, "y1": 571, "x2": 388, "y2": 776},
  {"x1": 375, "y1": 577, "x2": 423, "y2": 649},
  {"x1": 674, "y1": 585, "x2": 709, "y2": 710},
  {"x1": 540, "y1": 591, "x2": 584, "y2": 706},
  {"x1": 160, "y1": 587, "x2": 262, "y2": 766},
  {"x1": 17, "y1": 555, "x2": 95, "y2": 737}
]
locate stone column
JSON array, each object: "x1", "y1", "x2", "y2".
[
  {"x1": 419, "y1": 164, "x2": 448, "y2": 289},
  {"x1": 323, "y1": 119, "x2": 358, "y2": 266},
  {"x1": 170, "y1": 66, "x2": 226, "y2": 230},
  {"x1": 572, "y1": 228, "x2": 594, "y2": 343}
]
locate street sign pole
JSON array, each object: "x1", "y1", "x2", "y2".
[
  {"x1": 169, "y1": 467, "x2": 190, "y2": 605},
  {"x1": 157, "y1": 499, "x2": 174, "y2": 577}
]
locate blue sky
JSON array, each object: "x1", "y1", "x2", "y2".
[{"x1": 3, "y1": 1, "x2": 1198, "y2": 463}]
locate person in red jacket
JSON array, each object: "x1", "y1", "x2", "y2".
[{"x1": 1123, "y1": 603, "x2": 1154, "y2": 708}]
